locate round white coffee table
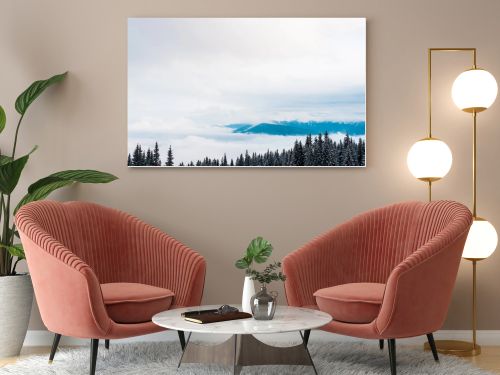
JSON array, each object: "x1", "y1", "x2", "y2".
[{"x1": 153, "y1": 305, "x2": 332, "y2": 374}]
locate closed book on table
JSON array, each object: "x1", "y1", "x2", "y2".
[{"x1": 183, "y1": 311, "x2": 252, "y2": 324}]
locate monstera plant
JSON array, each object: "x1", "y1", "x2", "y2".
[
  {"x1": 235, "y1": 236, "x2": 274, "y2": 274},
  {"x1": 0, "y1": 72, "x2": 117, "y2": 358}
]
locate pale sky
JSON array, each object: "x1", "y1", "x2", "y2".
[{"x1": 128, "y1": 18, "x2": 366, "y2": 164}]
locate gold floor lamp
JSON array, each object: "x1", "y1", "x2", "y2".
[{"x1": 407, "y1": 48, "x2": 498, "y2": 356}]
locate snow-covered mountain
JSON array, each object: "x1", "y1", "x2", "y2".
[{"x1": 227, "y1": 121, "x2": 365, "y2": 136}]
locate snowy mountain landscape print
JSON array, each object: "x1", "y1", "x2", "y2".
[{"x1": 128, "y1": 18, "x2": 366, "y2": 167}]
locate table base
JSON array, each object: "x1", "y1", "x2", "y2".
[{"x1": 178, "y1": 331, "x2": 317, "y2": 374}]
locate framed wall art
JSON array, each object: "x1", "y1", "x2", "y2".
[{"x1": 128, "y1": 18, "x2": 366, "y2": 167}]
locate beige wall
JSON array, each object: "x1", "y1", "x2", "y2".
[{"x1": 1, "y1": 0, "x2": 500, "y2": 331}]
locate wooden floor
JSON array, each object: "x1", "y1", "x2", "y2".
[
  {"x1": 1, "y1": 345, "x2": 500, "y2": 372},
  {"x1": 465, "y1": 346, "x2": 500, "y2": 373},
  {"x1": 0, "y1": 346, "x2": 53, "y2": 367}
]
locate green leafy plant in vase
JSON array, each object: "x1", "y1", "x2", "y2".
[
  {"x1": 0, "y1": 72, "x2": 117, "y2": 358},
  {"x1": 235, "y1": 237, "x2": 286, "y2": 319},
  {"x1": 235, "y1": 236, "x2": 273, "y2": 313},
  {"x1": 248, "y1": 261, "x2": 286, "y2": 285}
]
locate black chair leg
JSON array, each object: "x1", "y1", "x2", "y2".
[
  {"x1": 388, "y1": 339, "x2": 396, "y2": 375},
  {"x1": 48, "y1": 333, "x2": 62, "y2": 363},
  {"x1": 426, "y1": 333, "x2": 439, "y2": 362},
  {"x1": 379, "y1": 339, "x2": 384, "y2": 350},
  {"x1": 303, "y1": 329, "x2": 311, "y2": 347},
  {"x1": 177, "y1": 330, "x2": 186, "y2": 350},
  {"x1": 90, "y1": 339, "x2": 99, "y2": 375},
  {"x1": 105, "y1": 339, "x2": 110, "y2": 350}
]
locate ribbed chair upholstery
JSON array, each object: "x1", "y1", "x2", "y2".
[
  {"x1": 16, "y1": 200, "x2": 206, "y2": 375},
  {"x1": 283, "y1": 200, "x2": 472, "y2": 375}
]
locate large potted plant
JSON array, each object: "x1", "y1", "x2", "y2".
[{"x1": 0, "y1": 72, "x2": 117, "y2": 357}]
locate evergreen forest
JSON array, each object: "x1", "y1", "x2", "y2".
[{"x1": 128, "y1": 133, "x2": 365, "y2": 167}]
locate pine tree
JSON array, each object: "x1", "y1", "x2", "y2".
[
  {"x1": 127, "y1": 153, "x2": 132, "y2": 166},
  {"x1": 357, "y1": 139, "x2": 365, "y2": 166},
  {"x1": 313, "y1": 133, "x2": 325, "y2": 165},
  {"x1": 221, "y1": 154, "x2": 228, "y2": 166},
  {"x1": 332, "y1": 141, "x2": 340, "y2": 166},
  {"x1": 274, "y1": 150, "x2": 281, "y2": 166},
  {"x1": 280, "y1": 149, "x2": 289, "y2": 166},
  {"x1": 145, "y1": 148, "x2": 153, "y2": 166},
  {"x1": 292, "y1": 140, "x2": 305, "y2": 166},
  {"x1": 166, "y1": 146, "x2": 174, "y2": 166},
  {"x1": 236, "y1": 154, "x2": 243, "y2": 166},
  {"x1": 342, "y1": 138, "x2": 356, "y2": 166},
  {"x1": 251, "y1": 152, "x2": 257, "y2": 166},
  {"x1": 244, "y1": 151, "x2": 250, "y2": 166},
  {"x1": 132, "y1": 144, "x2": 144, "y2": 166},
  {"x1": 153, "y1": 142, "x2": 161, "y2": 166},
  {"x1": 304, "y1": 135, "x2": 313, "y2": 166},
  {"x1": 323, "y1": 132, "x2": 334, "y2": 166}
]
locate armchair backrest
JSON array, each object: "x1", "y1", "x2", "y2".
[
  {"x1": 283, "y1": 200, "x2": 472, "y2": 308},
  {"x1": 341, "y1": 201, "x2": 422, "y2": 284},
  {"x1": 16, "y1": 200, "x2": 131, "y2": 284},
  {"x1": 345, "y1": 200, "x2": 470, "y2": 284},
  {"x1": 15, "y1": 201, "x2": 118, "y2": 336},
  {"x1": 376, "y1": 200, "x2": 472, "y2": 336}
]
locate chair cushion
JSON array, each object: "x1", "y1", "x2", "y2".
[
  {"x1": 101, "y1": 283, "x2": 174, "y2": 324},
  {"x1": 313, "y1": 283, "x2": 385, "y2": 324}
]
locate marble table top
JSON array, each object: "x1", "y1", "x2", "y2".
[{"x1": 152, "y1": 305, "x2": 332, "y2": 335}]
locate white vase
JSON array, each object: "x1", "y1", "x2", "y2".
[
  {"x1": 241, "y1": 276, "x2": 255, "y2": 313},
  {"x1": 0, "y1": 274, "x2": 34, "y2": 358}
]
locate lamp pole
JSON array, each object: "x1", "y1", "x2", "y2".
[
  {"x1": 462, "y1": 109, "x2": 484, "y2": 354},
  {"x1": 469, "y1": 108, "x2": 479, "y2": 352},
  {"x1": 472, "y1": 111, "x2": 477, "y2": 218}
]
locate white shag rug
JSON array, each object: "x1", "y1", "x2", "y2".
[{"x1": 0, "y1": 341, "x2": 494, "y2": 374}]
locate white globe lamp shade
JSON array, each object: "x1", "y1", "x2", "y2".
[
  {"x1": 452, "y1": 69, "x2": 498, "y2": 113},
  {"x1": 462, "y1": 218, "x2": 498, "y2": 260},
  {"x1": 407, "y1": 138, "x2": 453, "y2": 181}
]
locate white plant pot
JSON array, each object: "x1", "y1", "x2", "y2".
[
  {"x1": 0, "y1": 274, "x2": 33, "y2": 358},
  {"x1": 242, "y1": 276, "x2": 255, "y2": 313}
]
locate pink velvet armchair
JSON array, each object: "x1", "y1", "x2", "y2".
[
  {"x1": 283, "y1": 200, "x2": 472, "y2": 375},
  {"x1": 16, "y1": 200, "x2": 206, "y2": 375}
]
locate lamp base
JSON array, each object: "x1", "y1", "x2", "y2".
[{"x1": 423, "y1": 340, "x2": 481, "y2": 357}]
